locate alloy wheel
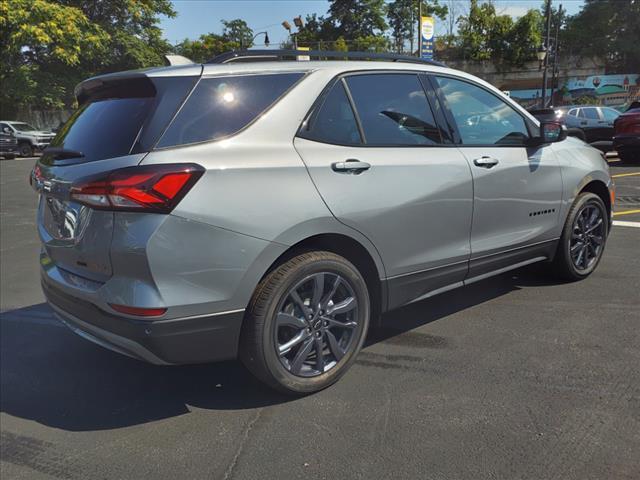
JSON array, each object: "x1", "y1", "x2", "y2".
[
  {"x1": 570, "y1": 203, "x2": 605, "y2": 271},
  {"x1": 274, "y1": 272, "x2": 359, "y2": 378}
]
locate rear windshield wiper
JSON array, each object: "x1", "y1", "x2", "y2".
[{"x1": 42, "y1": 147, "x2": 85, "y2": 160}]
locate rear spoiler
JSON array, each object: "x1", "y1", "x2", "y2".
[
  {"x1": 74, "y1": 64, "x2": 202, "y2": 104},
  {"x1": 164, "y1": 55, "x2": 195, "y2": 66}
]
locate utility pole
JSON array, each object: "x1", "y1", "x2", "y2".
[
  {"x1": 418, "y1": 0, "x2": 422, "y2": 57},
  {"x1": 550, "y1": 4, "x2": 562, "y2": 105},
  {"x1": 541, "y1": 0, "x2": 552, "y2": 108}
]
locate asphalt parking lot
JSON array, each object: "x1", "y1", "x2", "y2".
[{"x1": 1, "y1": 155, "x2": 639, "y2": 479}]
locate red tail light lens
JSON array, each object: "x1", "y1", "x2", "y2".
[
  {"x1": 109, "y1": 304, "x2": 167, "y2": 317},
  {"x1": 71, "y1": 163, "x2": 204, "y2": 213}
]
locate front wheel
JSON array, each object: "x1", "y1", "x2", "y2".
[
  {"x1": 19, "y1": 143, "x2": 33, "y2": 157},
  {"x1": 552, "y1": 192, "x2": 608, "y2": 281},
  {"x1": 240, "y1": 251, "x2": 370, "y2": 394}
]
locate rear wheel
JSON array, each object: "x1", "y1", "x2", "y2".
[
  {"x1": 240, "y1": 251, "x2": 370, "y2": 394},
  {"x1": 552, "y1": 192, "x2": 608, "y2": 281},
  {"x1": 19, "y1": 142, "x2": 33, "y2": 157}
]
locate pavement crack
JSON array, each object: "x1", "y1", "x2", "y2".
[{"x1": 222, "y1": 408, "x2": 262, "y2": 480}]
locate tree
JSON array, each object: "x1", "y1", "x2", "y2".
[
  {"x1": 0, "y1": 0, "x2": 176, "y2": 116},
  {"x1": 61, "y1": 0, "x2": 176, "y2": 73},
  {"x1": 387, "y1": 0, "x2": 448, "y2": 53},
  {"x1": 563, "y1": 0, "x2": 640, "y2": 72},
  {"x1": 327, "y1": 0, "x2": 387, "y2": 39},
  {"x1": 175, "y1": 34, "x2": 239, "y2": 63},
  {"x1": 221, "y1": 19, "x2": 254, "y2": 48},
  {"x1": 456, "y1": 0, "x2": 501, "y2": 60},
  {"x1": 504, "y1": 10, "x2": 542, "y2": 66},
  {"x1": 0, "y1": 0, "x2": 107, "y2": 114},
  {"x1": 456, "y1": 0, "x2": 541, "y2": 66},
  {"x1": 295, "y1": 13, "x2": 335, "y2": 48}
]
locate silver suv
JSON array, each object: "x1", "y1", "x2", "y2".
[{"x1": 31, "y1": 51, "x2": 614, "y2": 394}]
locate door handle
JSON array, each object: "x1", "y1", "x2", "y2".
[
  {"x1": 580, "y1": 121, "x2": 587, "y2": 125},
  {"x1": 331, "y1": 159, "x2": 371, "y2": 174},
  {"x1": 473, "y1": 156, "x2": 499, "y2": 168}
]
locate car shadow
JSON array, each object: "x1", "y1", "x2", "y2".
[{"x1": 0, "y1": 264, "x2": 560, "y2": 432}]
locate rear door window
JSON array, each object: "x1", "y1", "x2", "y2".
[
  {"x1": 298, "y1": 80, "x2": 362, "y2": 145},
  {"x1": 157, "y1": 73, "x2": 304, "y2": 148},
  {"x1": 344, "y1": 74, "x2": 441, "y2": 145},
  {"x1": 583, "y1": 108, "x2": 600, "y2": 120}
]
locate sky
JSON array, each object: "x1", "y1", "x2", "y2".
[{"x1": 160, "y1": 0, "x2": 586, "y2": 47}]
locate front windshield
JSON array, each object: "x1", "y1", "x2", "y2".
[{"x1": 11, "y1": 122, "x2": 38, "y2": 132}]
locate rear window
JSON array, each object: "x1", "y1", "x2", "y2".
[
  {"x1": 157, "y1": 72, "x2": 305, "y2": 148},
  {"x1": 51, "y1": 97, "x2": 153, "y2": 162},
  {"x1": 48, "y1": 76, "x2": 197, "y2": 164}
]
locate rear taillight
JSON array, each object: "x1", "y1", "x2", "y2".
[
  {"x1": 71, "y1": 163, "x2": 204, "y2": 213},
  {"x1": 109, "y1": 304, "x2": 167, "y2": 317}
]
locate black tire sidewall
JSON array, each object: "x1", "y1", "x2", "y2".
[
  {"x1": 19, "y1": 143, "x2": 33, "y2": 157},
  {"x1": 559, "y1": 193, "x2": 608, "y2": 279},
  {"x1": 259, "y1": 254, "x2": 370, "y2": 394}
]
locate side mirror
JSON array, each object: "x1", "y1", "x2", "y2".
[
  {"x1": 530, "y1": 121, "x2": 567, "y2": 146},
  {"x1": 2, "y1": 127, "x2": 11, "y2": 134}
]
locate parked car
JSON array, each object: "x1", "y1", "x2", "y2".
[
  {"x1": 553, "y1": 106, "x2": 620, "y2": 151},
  {"x1": 0, "y1": 125, "x2": 18, "y2": 159},
  {"x1": 0, "y1": 121, "x2": 56, "y2": 157},
  {"x1": 613, "y1": 104, "x2": 640, "y2": 162},
  {"x1": 31, "y1": 51, "x2": 614, "y2": 394},
  {"x1": 528, "y1": 108, "x2": 586, "y2": 141}
]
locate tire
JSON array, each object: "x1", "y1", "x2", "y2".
[
  {"x1": 5, "y1": 153, "x2": 16, "y2": 160},
  {"x1": 617, "y1": 148, "x2": 639, "y2": 163},
  {"x1": 552, "y1": 192, "x2": 608, "y2": 281},
  {"x1": 240, "y1": 251, "x2": 370, "y2": 395},
  {"x1": 19, "y1": 142, "x2": 33, "y2": 157}
]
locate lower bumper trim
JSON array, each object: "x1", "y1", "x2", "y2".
[{"x1": 43, "y1": 279, "x2": 245, "y2": 365}]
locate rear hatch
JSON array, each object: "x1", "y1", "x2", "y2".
[{"x1": 32, "y1": 67, "x2": 201, "y2": 282}]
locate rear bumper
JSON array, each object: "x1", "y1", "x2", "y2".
[{"x1": 42, "y1": 279, "x2": 244, "y2": 365}]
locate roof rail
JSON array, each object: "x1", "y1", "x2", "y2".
[{"x1": 207, "y1": 49, "x2": 446, "y2": 67}]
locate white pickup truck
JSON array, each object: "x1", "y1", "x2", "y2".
[{"x1": 0, "y1": 121, "x2": 56, "y2": 157}]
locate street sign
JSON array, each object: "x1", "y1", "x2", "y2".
[
  {"x1": 421, "y1": 16, "x2": 434, "y2": 60},
  {"x1": 297, "y1": 46, "x2": 310, "y2": 61}
]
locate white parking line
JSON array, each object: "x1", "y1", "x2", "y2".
[{"x1": 613, "y1": 220, "x2": 640, "y2": 228}]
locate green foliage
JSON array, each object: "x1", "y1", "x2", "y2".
[
  {"x1": 0, "y1": 0, "x2": 108, "y2": 114},
  {"x1": 0, "y1": 0, "x2": 174, "y2": 115},
  {"x1": 563, "y1": 0, "x2": 640, "y2": 72},
  {"x1": 353, "y1": 35, "x2": 391, "y2": 52},
  {"x1": 221, "y1": 19, "x2": 254, "y2": 47},
  {"x1": 327, "y1": 0, "x2": 387, "y2": 39},
  {"x1": 573, "y1": 95, "x2": 598, "y2": 105},
  {"x1": 175, "y1": 34, "x2": 240, "y2": 63},
  {"x1": 387, "y1": 0, "x2": 447, "y2": 53},
  {"x1": 334, "y1": 36, "x2": 349, "y2": 52},
  {"x1": 456, "y1": 0, "x2": 541, "y2": 66},
  {"x1": 175, "y1": 18, "x2": 251, "y2": 62},
  {"x1": 295, "y1": 13, "x2": 334, "y2": 47}
]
